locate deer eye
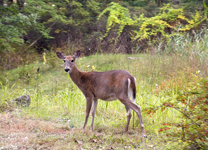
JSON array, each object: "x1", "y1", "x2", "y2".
[
  {"x1": 64, "y1": 60, "x2": 66, "y2": 62},
  {"x1": 71, "y1": 60, "x2": 74, "y2": 62}
]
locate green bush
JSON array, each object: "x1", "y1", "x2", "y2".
[
  {"x1": 172, "y1": 79, "x2": 208, "y2": 149},
  {"x1": 99, "y1": 2, "x2": 207, "y2": 45},
  {"x1": 148, "y1": 73, "x2": 208, "y2": 149}
]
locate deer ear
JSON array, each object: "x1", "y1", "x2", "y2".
[
  {"x1": 56, "y1": 52, "x2": 65, "y2": 59},
  {"x1": 73, "y1": 50, "x2": 81, "y2": 59}
]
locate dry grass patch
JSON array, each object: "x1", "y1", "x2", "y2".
[
  {"x1": 0, "y1": 112, "x2": 69, "y2": 134},
  {"x1": 0, "y1": 111, "x2": 70, "y2": 149},
  {"x1": 0, "y1": 111, "x2": 166, "y2": 150}
]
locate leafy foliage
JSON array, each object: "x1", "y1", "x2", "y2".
[
  {"x1": 0, "y1": 4, "x2": 25, "y2": 51},
  {"x1": 98, "y1": 2, "x2": 134, "y2": 38},
  {"x1": 0, "y1": 0, "x2": 101, "y2": 52},
  {"x1": 146, "y1": 69, "x2": 208, "y2": 149},
  {"x1": 1, "y1": 0, "x2": 208, "y2": 69},
  {"x1": 0, "y1": 1, "x2": 55, "y2": 52},
  {"x1": 173, "y1": 79, "x2": 208, "y2": 149},
  {"x1": 99, "y1": 2, "x2": 207, "y2": 43}
]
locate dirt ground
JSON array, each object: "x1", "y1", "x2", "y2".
[
  {"x1": 0, "y1": 111, "x2": 72, "y2": 149},
  {"x1": 0, "y1": 111, "x2": 159, "y2": 150}
]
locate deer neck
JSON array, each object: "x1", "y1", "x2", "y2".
[{"x1": 69, "y1": 65, "x2": 82, "y2": 86}]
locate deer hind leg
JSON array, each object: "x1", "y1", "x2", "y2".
[
  {"x1": 83, "y1": 97, "x2": 93, "y2": 130},
  {"x1": 91, "y1": 98, "x2": 98, "y2": 130},
  {"x1": 125, "y1": 106, "x2": 132, "y2": 132},
  {"x1": 118, "y1": 97, "x2": 147, "y2": 137}
]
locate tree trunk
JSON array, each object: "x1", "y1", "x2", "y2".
[
  {"x1": 173, "y1": 0, "x2": 179, "y2": 5},
  {"x1": 8, "y1": 0, "x2": 13, "y2": 6},
  {"x1": 17, "y1": 0, "x2": 24, "y2": 12},
  {"x1": 0, "y1": 0, "x2": 3, "y2": 6},
  {"x1": 147, "y1": 0, "x2": 150, "y2": 5},
  {"x1": 155, "y1": 0, "x2": 161, "y2": 7}
]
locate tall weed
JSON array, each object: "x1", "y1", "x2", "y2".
[
  {"x1": 0, "y1": 35, "x2": 208, "y2": 148},
  {"x1": 166, "y1": 28, "x2": 208, "y2": 61}
]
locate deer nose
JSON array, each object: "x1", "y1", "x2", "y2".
[{"x1": 65, "y1": 68, "x2": 70, "y2": 72}]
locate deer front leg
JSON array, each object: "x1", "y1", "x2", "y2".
[
  {"x1": 83, "y1": 97, "x2": 92, "y2": 130},
  {"x1": 91, "y1": 99, "x2": 98, "y2": 130}
]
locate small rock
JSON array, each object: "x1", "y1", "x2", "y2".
[
  {"x1": 74, "y1": 139, "x2": 83, "y2": 145},
  {"x1": 127, "y1": 57, "x2": 136, "y2": 60},
  {"x1": 12, "y1": 95, "x2": 31, "y2": 107}
]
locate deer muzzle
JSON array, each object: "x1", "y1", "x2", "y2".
[{"x1": 65, "y1": 68, "x2": 70, "y2": 72}]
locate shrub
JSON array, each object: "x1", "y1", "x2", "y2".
[
  {"x1": 99, "y1": 2, "x2": 207, "y2": 50},
  {"x1": 148, "y1": 73, "x2": 208, "y2": 149},
  {"x1": 172, "y1": 79, "x2": 208, "y2": 149}
]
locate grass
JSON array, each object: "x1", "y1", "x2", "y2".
[
  {"x1": 0, "y1": 112, "x2": 165, "y2": 149},
  {"x1": 1, "y1": 30, "x2": 208, "y2": 149},
  {"x1": 0, "y1": 51, "x2": 207, "y2": 149}
]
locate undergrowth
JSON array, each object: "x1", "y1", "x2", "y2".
[{"x1": 1, "y1": 31, "x2": 208, "y2": 149}]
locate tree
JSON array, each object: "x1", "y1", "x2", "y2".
[{"x1": 0, "y1": 0, "x2": 103, "y2": 53}]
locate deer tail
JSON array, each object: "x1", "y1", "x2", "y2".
[{"x1": 128, "y1": 76, "x2": 136, "y2": 102}]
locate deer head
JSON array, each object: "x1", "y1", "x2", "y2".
[{"x1": 56, "y1": 50, "x2": 81, "y2": 74}]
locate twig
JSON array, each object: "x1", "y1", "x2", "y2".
[
  {"x1": 170, "y1": 106, "x2": 200, "y2": 127},
  {"x1": 23, "y1": 20, "x2": 57, "y2": 52}
]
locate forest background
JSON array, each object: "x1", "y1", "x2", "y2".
[
  {"x1": 0, "y1": 0, "x2": 208, "y2": 149},
  {"x1": 0, "y1": 0, "x2": 207, "y2": 69}
]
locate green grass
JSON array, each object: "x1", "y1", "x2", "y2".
[
  {"x1": 0, "y1": 50, "x2": 208, "y2": 149},
  {"x1": 1, "y1": 25, "x2": 208, "y2": 150}
]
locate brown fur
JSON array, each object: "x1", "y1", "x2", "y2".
[{"x1": 56, "y1": 51, "x2": 146, "y2": 137}]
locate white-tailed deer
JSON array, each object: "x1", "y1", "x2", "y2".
[{"x1": 56, "y1": 50, "x2": 146, "y2": 137}]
